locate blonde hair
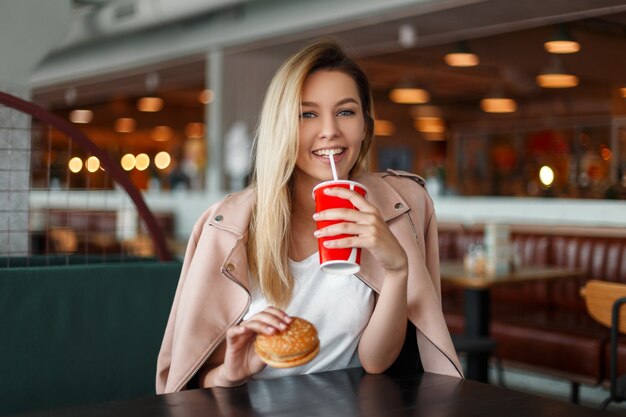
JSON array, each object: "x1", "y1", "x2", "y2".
[{"x1": 248, "y1": 39, "x2": 374, "y2": 307}]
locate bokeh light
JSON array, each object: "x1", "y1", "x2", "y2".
[
  {"x1": 135, "y1": 153, "x2": 150, "y2": 171},
  {"x1": 154, "y1": 151, "x2": 171, "y2": 170},
  {"x1": 121, "y1": 153, "x2": 136, "y2": 171},
  {"x1": 539, "y1": 165, "x2": 555, "y2": 187},
  {"x1": 86, "y1": 156, "x2": 100, "y2": 173},
  {"x1": 68, "y1": 157, "x2": 83, "y2": 173}
]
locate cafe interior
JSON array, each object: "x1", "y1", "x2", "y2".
[{"x1": 1, "y1": 0, "x2": 626, "y2": 415}]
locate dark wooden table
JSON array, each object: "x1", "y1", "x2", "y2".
[
  {"x1": 11, "y1": 368, "x2": 613, "y2": 417},
  {"x1": 440, "y1": 261, "x2": 586, "y2": 383}
]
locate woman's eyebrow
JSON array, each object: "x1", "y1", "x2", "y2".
[
  {"x1": 300, "y1": 97, "x2": 359, "y2": 107},
  {"x1": 336, "y1": 97, "x2": 359, "y2": 106}
]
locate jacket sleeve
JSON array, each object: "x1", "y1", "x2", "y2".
[
  {"x1": 379, "y1": 170, "x2": 463, "y2": 378},
  {"x1": 155, "y1": 208, "x2": 212, "y2": 394}
]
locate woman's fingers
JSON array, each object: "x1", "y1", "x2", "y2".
[
  {"x1": 263, "y1": 306, "x2": 292, "y2": 323},
  {"x1": 312, "y1": 187, "x2": 408, "y2": 273},
  {"x1": 222, "y1": 326, "x2": 263, "y2": 383},
  {"x1": 314, "y1": 207, "x2": 378, "y2": 224},
  {"x1": 226, "y1": 324, "x2": 257, "y2": 344},
  {"x1": 319, "y1": 187, "x2": 375, "y2": 214},
  {"x1": 240, "y1": 307, "x2": 292, "y2": 335},
  {"x1": 221, "y1": 307, "x2": 293, "y2": 382}
]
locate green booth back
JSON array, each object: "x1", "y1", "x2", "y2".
[
  {"x1": 0, "y1": 262, "x2": 181, "y2": 415},
  {"x1": 0, "y1": 255, "x2": 160, "y2": 268}
]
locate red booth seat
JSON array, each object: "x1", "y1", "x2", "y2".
[{"x1": 439, "y1": 223, "x2": 626, "y2": 386}]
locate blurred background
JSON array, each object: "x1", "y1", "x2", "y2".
[
  {"x1": 2, "y1": 2, "x2": 626, "y2": 413},
  {"x1": 1, "y1": 0, "x2": 625, "y2": 256}
]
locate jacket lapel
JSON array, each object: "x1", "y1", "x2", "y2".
[
  {"x1": 352, "y1": 173, "x2": 411, "y2": 293},
  {"x1": 208, "y1": 189, "x2": 255, "y2": 291},
  {"x1": 358, "y1": 173, "x2": 409, "y2": 222}
]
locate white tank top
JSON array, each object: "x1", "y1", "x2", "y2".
[{"x1": 243, "y1": 251, "x2": 375, "y2": 379}]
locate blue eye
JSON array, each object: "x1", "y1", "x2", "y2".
[
  {"x1": 300, "y1": 112, "x2": 316, "y2": 119},
  {"x1": 337, "y1": 109, "x2": 355, "y2": 116}
]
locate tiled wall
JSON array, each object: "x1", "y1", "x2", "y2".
[{"x1": 0, "y1": 85, "x2": 30, "y2": 256}]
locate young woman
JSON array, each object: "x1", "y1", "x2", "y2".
[{"x1": 156, "y1": 39, "x2": 462, "y2": 393}]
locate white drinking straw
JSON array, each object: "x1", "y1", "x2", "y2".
[{"x1": 329, "y1": 150, "x2": 339, "y2": 181}]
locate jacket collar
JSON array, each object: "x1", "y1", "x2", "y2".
[
  {"x1": 355, "y1": 172, "x2": 410, "y2": 222},
  {"x1": 207, "y1": 188, "x2": 255, "y2": 238},
  {"x1": 206, "y1": 173, "x2": 411, "y2": 293},
  {"x1": 207, "y1": 173, "x2": 409, "y2": 237}
]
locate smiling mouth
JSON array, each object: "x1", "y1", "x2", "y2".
[{"x1": 312, "y1": 148, "x2": 345, "y2": 158}]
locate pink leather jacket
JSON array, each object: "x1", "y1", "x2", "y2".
[{"x1": 156, "y1": 170, "x2": 463, "y2": 394}]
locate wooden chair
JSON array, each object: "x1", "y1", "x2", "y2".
[{"x1": 580, "y1": 280, "x2": 626, "y2": 410}]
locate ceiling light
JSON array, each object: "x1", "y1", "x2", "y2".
[
  {"x1": 537, "y1": 73, "x2": 579, "y2": 88},
  {"x1": 137, "y1": 97, "x2": 163, "y2": 112},
  {"x1": 480, "y1": 97, "x2": 517, "y2": 113},
  {"x1": 536, "y1": 58, "x2": 579, "y2": 88},
  {"x1": 115, "y1": 118, "x2": 136, "y2": 133},
  {"x1": 444, "y1": 41, "x2": 479, "y2": 67},
  {"x1": 544, "y1": 24, "x2": 580, "y2": 54},
  {"x1": 410, "y1": 105, "x2": 447, "y2": 138},
  {"x1": 389, "y1": 87, "x2": 430, "y2": 104},
  {"x1": 414, "y1": 117, "x2": 445, "y2": 133},
  {"x1": 374, "y1": 120, "x2": 396, "y2": 136},
  {"x1": 69, "y1": 109, "x2": 93, "y2": 124},
  {"x1": 620, "y1": 87, "x2": 626, "y2": 98}
]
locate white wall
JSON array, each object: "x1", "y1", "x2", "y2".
[
  {"x1": 0, "y1": 0, "x2": 71, "y2": 255},
  {"x1": 433, "y1": 196, "x2": 626, "y2": 229}
]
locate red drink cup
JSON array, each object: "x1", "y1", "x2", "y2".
[{"x1": 312, "y1": 180, "x2": 368, "y2": 275}]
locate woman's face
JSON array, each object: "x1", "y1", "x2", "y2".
[{"x1": 295, "y1": 70, "x2": 365, "y2": 184}]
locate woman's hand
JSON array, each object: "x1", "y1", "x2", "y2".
[
  {"x1": 220, "y1": 307, "x2": 292, "y2": 385},
  {"x1": 312, "y1": 187, "x2": 408, "y2": 275}
]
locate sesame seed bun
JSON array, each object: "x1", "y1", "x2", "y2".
[{"x1": 254, "y1": 317, "x2": 320, "y2": 368}]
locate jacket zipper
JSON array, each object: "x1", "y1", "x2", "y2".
[
  {"x1": 173, "y1": 268, "x2": 251, "y2": 392},
  {"x1": 405, "y1": 212, "x2": 418, "y2": 243}
]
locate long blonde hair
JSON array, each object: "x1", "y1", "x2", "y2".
[{"x1": 248, "y1": 39, "x2": 374, "y2": 307}]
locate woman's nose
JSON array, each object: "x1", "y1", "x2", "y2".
[{"x1": 319, "y1": 114, "x2": 339, "y2": 139}]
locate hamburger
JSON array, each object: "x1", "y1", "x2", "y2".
[{"x1": 254, "y1": 317, "x2": 320, "y2": 368}]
